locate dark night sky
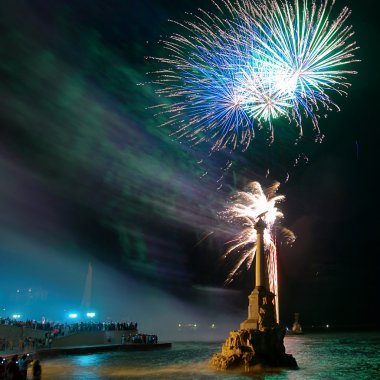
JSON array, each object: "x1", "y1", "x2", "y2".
[{"x1": 0, "y1": 0, "x2": 379, "y2": 337}]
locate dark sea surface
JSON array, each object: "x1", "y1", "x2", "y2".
[{"x1": 41, "y1": 331, "x2": 380, "y2": 379}]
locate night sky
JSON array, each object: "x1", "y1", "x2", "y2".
[{"x1": 0, "y1": 0, "x2": 378, "y2": 338}]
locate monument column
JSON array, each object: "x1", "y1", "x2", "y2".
[
  {"x1": 240, "y1": 217, "x2": 276, "y2": 331},
  {"x1": 254, "y1": 218, "x2": 266, "y2": 289}
]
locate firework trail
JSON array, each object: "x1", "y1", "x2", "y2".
[
  {"x1": 221, "y1": 181, "x2": 295, "y2": 321},
  {"x1": 150, "y1": 0, "x2": 358, "y2": 151}
]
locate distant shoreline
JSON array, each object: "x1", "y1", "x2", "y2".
[{"x1": 288, "y1": 324, "x2": 380, "y2": 333}]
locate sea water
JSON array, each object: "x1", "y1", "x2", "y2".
[{"x1": 40, "y1": 331, "x2": 380, "y2": 379}]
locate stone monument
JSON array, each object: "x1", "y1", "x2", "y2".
[
  {"x1": 210, "y1": 218, "x2": 298, "y2": 372},
  {"x1": 291, "y1": 312, "x2": 303, "y2": 334}
]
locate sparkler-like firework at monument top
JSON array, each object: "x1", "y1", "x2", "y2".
[
  {"x1": 222, "y1": 181, "x2": 295, "y2": 322},
  {"x1": 151, "y1": 0, "x2": 358, "y2": 151}
]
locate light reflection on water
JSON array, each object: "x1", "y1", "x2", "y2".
[{"x1": 40, "y1": 332, "x2": 380, "y2": 379}]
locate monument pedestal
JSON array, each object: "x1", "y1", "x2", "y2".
[
  {"x1": 210, "y1": 285, "x2": 297, "y2": 371},
  {"x1": 210, "y1": 327, "x2": 298, "y2": 371},
  {"x1": 240, "y1": 286, "x2": 276, "y2": 331}
]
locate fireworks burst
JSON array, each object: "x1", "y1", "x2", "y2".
[
  {"x1": 150, "y1": 0, "x2": 358, "y2": 151},
  {"x1": 221, "y1": 181, "x2": 295, "y2": 321}
]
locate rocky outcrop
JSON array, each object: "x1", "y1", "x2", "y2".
[
  {"x1": 291, "y1": 313, "x2": 303, "y2": 334},
  {"x1": 210, "y1": 327, "x2": 298, "y2": 372}
]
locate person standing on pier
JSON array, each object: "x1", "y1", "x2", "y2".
[
  {"x1": 31, "y1": 360, "x2": 41, "y2": 380},
  {"x1": 5, "y1": 355, "x2": 22, "y2": 380},
  {"x1": 18, "y1": 355, "x2": 32, "y2": 380}
]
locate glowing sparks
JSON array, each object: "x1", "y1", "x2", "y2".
[
  {"x1": 150, "y1": 0, "x2": 358, "y2": 151},
  {"x1": 221, "y1": 181, "x2": 295, "y2": 321}
]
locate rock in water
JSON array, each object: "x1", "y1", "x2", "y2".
[{"x1": 210, "y1": 327, "x2": 298, "y2": 372}]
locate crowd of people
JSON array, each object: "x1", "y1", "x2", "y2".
[
  {"x1": 127, "y1": 333, "x2": 158, "y2": 344},
  {"x1": 67, "y1": 321, "x2": 138, "y2": 333},
  {"x1": 1, "y1": 317, "x2": 142, "y2": 354},
  {"x1": 0, "y1": 354, "x2": 41, "y2": 380},
  {"x1": 0, "y1": 337, "x2": 47, "y2": 353},
  {"x1": 1, "y1": 317, "x2": 138, "y2": 335},
  {"x1": 0, "y1": 319, "x2": 56, "y2": 332},
  {"x1": 0, "y1": 316, "x2": 162, "y2": 379}
]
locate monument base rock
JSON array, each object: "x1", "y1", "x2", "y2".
[{"x1": 210, "y1": 327, "x2": 298, "y2": 372}]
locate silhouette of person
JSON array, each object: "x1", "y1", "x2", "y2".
[{"x1": 32, "y1": 360, "x2": 42, "y2": 380}]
